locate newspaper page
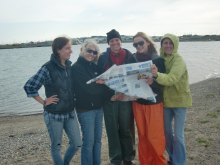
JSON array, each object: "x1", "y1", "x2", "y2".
[{"x1": 87, "y1": 61, "x2": 156, "y2": 102}]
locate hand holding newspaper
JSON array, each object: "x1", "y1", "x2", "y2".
[{"x1": 87, "y1": 61, "x2": 156, "y2": 102}]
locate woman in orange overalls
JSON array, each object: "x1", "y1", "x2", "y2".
[{"x1": 125, "y1": 32, "x2": 166, "y2": 165}]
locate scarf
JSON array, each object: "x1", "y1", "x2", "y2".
[
  {"x1": 136, "y1": 48, "x2": 152, "y2": 62},
  {"x1": 105, "y1": 48, "x2": 128, "y2": 71}
]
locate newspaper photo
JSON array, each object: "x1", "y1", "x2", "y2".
[{"x1": 87, "y1": 60, "x2": 156, "y2": 102}]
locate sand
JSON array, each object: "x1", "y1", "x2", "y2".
[{"x1": 1, "y1": 78, "x2": 220, "y2": 165}]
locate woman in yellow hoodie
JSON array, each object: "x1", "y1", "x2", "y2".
[{"x1": 151, "y1": 33, "x2": 192, "y2": 165}]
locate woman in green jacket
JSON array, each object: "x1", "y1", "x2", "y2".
[{"x1": 151, "y1": 33, "x2": 192, "y2": 165}]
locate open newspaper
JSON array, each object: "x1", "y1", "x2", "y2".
[{"x1": 87, "y1": 60, "x2": 156, "y2": 102}]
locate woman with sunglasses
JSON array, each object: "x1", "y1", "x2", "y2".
[
  {"x1": 71, "y1": 39, "x2": 115, "y2": 165},
  {"x1": 125, "y1": 32, "x2": 166, "y2": 165},
  {"x1": 24, "y1": 37, "x2": 81, "y2": 165},
  {"x1": 151, "y1": 34, "x2": 192, "y2": 165}
]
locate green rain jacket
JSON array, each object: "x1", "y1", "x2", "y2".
[{"x1": 156, "y1": 33, "x2": 192, "y2": 108}]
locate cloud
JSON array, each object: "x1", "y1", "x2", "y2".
[
  {"x1": 125, "y1": 15, "x2": 138, "y2": 20},
  {"x1": 96, "y1": 13, "x2": 102, "y2": 17},
  {"x1": 0, "y1": 0, "x2": 86, "y2": 23},
  {"x1": 0, "y1": 0, "x2": 163, "y2": 23},
  {"x1": 153, "y1": 0, "x2": 220, "y2": 24},
  {"x1": 0, "y1": 0, "x2": 220, "y2": 43}
]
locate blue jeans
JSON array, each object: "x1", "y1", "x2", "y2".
[
  {"x1": 163, "y1": 107, "x2": 187, "y2": 165},
  {"x1": 44, "y1": 111, "x2": 81, "y2": 165},
  {"x1": 77, "y1": 108, "x2": 103, "y2": 165}
]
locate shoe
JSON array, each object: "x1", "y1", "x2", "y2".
[
  {"x1": 123, "y1": 160, "x2": 136, "y2": 165},
  {"x1": 111, "y1": 164, "x2": 121, "y2": 165},
  {"x1": 167, "y1": 161, "x2": 173, "y2": 165}
]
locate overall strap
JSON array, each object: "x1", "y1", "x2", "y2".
[
  {"x1": 108, "y1": 55, "x2": 114, "y2": 67},
  {"x1": 125, "y1": 49, "x2": 129, "y2": 60}
]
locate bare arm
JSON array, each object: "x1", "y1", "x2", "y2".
[{"x1": 33, "y1": 96, "x2": 44, "y2": 105}]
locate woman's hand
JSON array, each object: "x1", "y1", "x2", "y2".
[
  {"x1": 45, "y1": 95, "x2": 59, "y2": 106},
  {"x1": 147, "y1": 77, "x2": 154, "y2": 85},
  {"x1": 110, "y1": 95, "x2": 116, "y2": 101},
  {"x1": 115, "y1": 93, "x2": 124, "y2": 100},
  {"x1": 96, "y1": 79, "x2": 105, "y2": 84},
  {"x1": 33, "y1": 95, "x2": 59, "y2": 106},
  {"x1": 151, "y1": 64, "x2": 158, "y2": 77}
]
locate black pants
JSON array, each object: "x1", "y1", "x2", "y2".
[{"x1": 103, "y1": 101, "x2": 136, "y2": 164}]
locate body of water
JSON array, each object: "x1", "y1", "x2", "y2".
[{"x1": 0, "y1": 42, "x2": 220, "y2": 116}]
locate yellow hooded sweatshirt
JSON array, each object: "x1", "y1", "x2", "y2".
[{"x1": 156, "y1": 33, "x2": 192, "y2": 108}]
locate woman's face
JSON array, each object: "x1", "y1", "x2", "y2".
[
  {"x1": 57, "y1": 41, "x2": 72, "y2": 61},
  {"x1": 161, "y1": 38, "x2": 174, "y2": 55},
  {"x1": 133, "y1": 36, "x2": 150, "y2": 54},
  {"x1": 83, "y1": 45, "x2": 97, "y2": 62},
  {"x1": 109, "y1": 38, "x2": 121, "y2": 53}
]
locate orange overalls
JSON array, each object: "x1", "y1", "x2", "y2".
[{"x1": 133, "y1": 102, "x2": 166, "y2": 165}]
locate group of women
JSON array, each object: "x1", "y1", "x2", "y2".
[{"x1": 24, "y1": 29, "x2": 192, "y2": 165}]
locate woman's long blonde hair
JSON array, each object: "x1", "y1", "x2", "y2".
[{"x1": 133, "y1": 32, "x2": 158, "y2": 54}]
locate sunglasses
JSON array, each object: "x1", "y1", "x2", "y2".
[
  {"x1": 87, "y1": 49, "x2": 98, "y2": 55},
  {"x1": 133, "y1": 40, "x2": 145, "y2": 48}
]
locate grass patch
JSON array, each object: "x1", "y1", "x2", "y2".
[
  {"x1": 210, "y1": 125, "x2": 220, "y2": 129},
  {"x1": 204, "y1": 142, "x2": 211, "y2": 147},
  {"x1": 197, "y1": 137, "x2": 206, "y2": 143},
  {"x1": 184, "y1": 127, "x2": 193, "y2": 132},
  {"x1": 216, "y1": 109, "x2": 220, "y2": 112},
  {"x1": 188, "y1": 156, "x2": 194, "y2": 160},
  {"x1": 206, "y1": 112, "x2": 218, "y2": 118},
  {"x1": 206, "y1": 93, "x2": 215, "y2": 99},
  {"x1": 208, "y1": 138, "x2": 214, "y2": 141},
  {"x1": 196, "y1": 138, "x2": 211, "y2": 147},
  {"x1": 198, "y1": 119, "x2": 209, "y2": 123}
]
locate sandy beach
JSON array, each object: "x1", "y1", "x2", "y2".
[{"x1": 1, "y1": 78, "x2": 220, "y2": 165}]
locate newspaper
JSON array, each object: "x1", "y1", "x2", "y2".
[{"x1": 87, "y1": 60, "x2": 156, "y2": 102}]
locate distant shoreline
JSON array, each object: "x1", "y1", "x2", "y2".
[{"x1": 1, "y1": 40, "x2": 219, "y2": 50}]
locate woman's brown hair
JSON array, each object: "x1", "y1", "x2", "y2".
[{"x1": 52, "y1": 37, "x2": 71, "y2": 63}]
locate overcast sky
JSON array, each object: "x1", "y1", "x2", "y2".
[{"x1": 1, "y1": 0, "x2": 220, "y2": 44}]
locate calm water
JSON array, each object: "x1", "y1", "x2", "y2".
[{"x1": 0, "y1": 42, "x2": 220, "y2": 116}]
